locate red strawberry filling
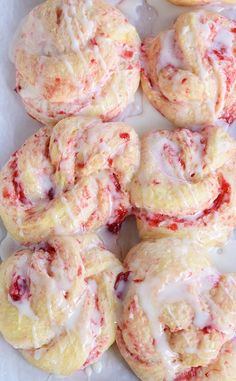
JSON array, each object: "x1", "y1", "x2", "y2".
[
  {"x1": 136, "y1": 176, "x2": 231, "y2": 230},
  {"x1": 9, "y1": 274, "x2": 30, "y2": 302},
  {"x1": 114, "y1": 271, "x2": 132, "y2": 299}
]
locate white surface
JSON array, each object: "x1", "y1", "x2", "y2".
[{"x1": 1, "y1": 1, "x2": 236, "y2": 381}]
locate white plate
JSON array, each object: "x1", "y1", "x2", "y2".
[{"x1": 1, "y1": 1, "x2": 236, "y2": 380}]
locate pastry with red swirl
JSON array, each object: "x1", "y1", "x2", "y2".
[
  {"x1": 13, "y1": 0, "x2": 140, "y2": 125},
  {"x1": 169, "y1": 0, "x2": 236, "y2": 5},
  {"x1": 116, "y1": 239, "x2": 236, "y2": 381},
  {"x1": 131, "y1": 126, "x2": 236, "y2": 246},
  {"x1": 0, "y1": 234, "x2": 122, "y2": 375},
  {"x1": 0, "y1": 116, "x2": 140, "y2": 244},
  {"x1": 141, "y1": 11, "x2": 236, "y2": 127}
]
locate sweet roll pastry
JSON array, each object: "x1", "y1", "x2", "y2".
[
  {"x1": 131, "y1": 126, "x2": 236, "y2": 246},
  {"x1": 0, "y1": 116, "x2": 140, "y2": 243},
  {"x1": 13, "y1": 0, "x2": 140, "y2": 124},
  {"x1": 141, "y1": 11, "x2": 236, "y2": 127},
  {"x1": 169, "y1": 0, "x2": 236, "y2": 5},
  {"x1": 0, "y1": 234, "x2": 123, "y2": 375},
  {"x1": 116, "y1": 239, "x2": 236, "y2": 381}
]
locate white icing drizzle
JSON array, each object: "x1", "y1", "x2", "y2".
[
  {"x1": 209, "y1": 238, "x2": 236, "y2": 273},
  {"x1": 93, "y1": 45, "x2": 107, "y2": 71},
  {"x1": 63, "y1": 3, "x2": 87, "y2": 67},
  {"x1": 137, "y1": 281, "x2": 178, "y2": 381},
  {"x1": 60, "y1": 195, "x2": 78, "y2": 229},
  {"x1": 136, "y1": 267, "x2": 219, "y2": 380},
  {"x1": 31, "y1": 325, "x2": 41, "y2": 349},
  {"x1": 183, "y1": 131, "x2": 205, "y2": 178},
  {"x1": 87, "y1": 279, "x2": 102, "y2": 336},
  {"x1": 8, "y1": 254, "x2": 37, "y2": 320},
  {"x1": 157, "y1": 30, "x2": 182, "y2": 71},
  {"x1": 212, "y1": 28, "x2": 234, "y2": 56},
  {"x1": 146, "y1": 135, "x2": 186, "y2": 183},
  {"x1": 8, "y1": 295, "x2": 38, "y2": 320},
  {"x1": 65, "y1": 291, "x2": 87, "y2": 331}
]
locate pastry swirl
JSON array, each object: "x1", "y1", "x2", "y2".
[
  {"x1": 169, "y1": 0, "x2": 236, "y2": 5},
  {"x1": 141, "y1": 11, "x2": 236, "y2": 127},
  {"x1": 131, "y1": 126, "x2": 236, "y2": 246},
  {"x1": 13, "y1": 0, "x2": 140, "y2": 124},
  {"x1": 116, "y1": 239, "x2": 236, "y2": 381},
  {"x1": 0, "y1": 117, "x2": 140, "y2": 243},
  {"x1": 0, "y1": 234, "x2": 122, "y2": 375}
]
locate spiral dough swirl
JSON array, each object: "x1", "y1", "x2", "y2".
[
  {"x1": 13, "y1": 0, "x2": 140, "y2": 124},
  {"x1": 0, "y1": 234, "x2": 122, "y2": 375},
  {"x1": 131, "y1": 126, "x2": 236, "y2": 246},
  {"x1": 0, "y1": 116, "x2": 140, "y2": 243},
  {"x1": 116, "y1": 239, "x2": 236, "y2": 381},
  {"x1": 141, "y1": 11, "x2": 236, "y2": 127}
]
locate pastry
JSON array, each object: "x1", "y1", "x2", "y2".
[
  {"x1": 141, "y1": 11, "x2": 236, "y2": 127},
  {"x1": 0, "y1": 116, "x2": 140, "y2": 243},
  {"x1": 13, "y1": 0, "x2": 140, "y2": 125},
  {"x1": 116, "y1": 238, "x2": 236, "y2": 381},
  {"x1": 131, "y1": 126, "x2": 236, "y2": 246},
  {"x1": 0, "y1": 234, "x2": 122, "y2": 375},
  {"x1": 169, "y1": 0, "x2": 236, "y2": 5}
]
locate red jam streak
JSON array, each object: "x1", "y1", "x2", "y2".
[
  {"x1": 14, "y1": 85, "x2": 22, "y2": 93},
  {"x1": 2, "y1": 188, "x2": 11, "y2": 199},
  {"x1": 89, "y1": 37, "x2": 98, "y2": 46},
  {"x1": 213, "y1": 47, "x2": 227, "y2": 61},
  {"x1": 202, "y1": 176, "x2": 230, "y2": 217},
  {"x1": 201, "y1": 325, "x2": 213, "y2": 334},
  {"x1": 83, "y1": 347, "x2": 101, "y2": 368},
  {"x1": 107, "y1": 204, "x2": 128, "y2": 234},
  {"x1": 122, "y1": 50, "x2": 134, "y2": 59},
  {"x1": 112, "y1": 173, "x2": 121, "y2": 193},
  {"x1": 9, "y1": 155, "x2": 29, "y2": 204},
  {"x1": 43, "y1": 243, "x2": 56, "y2": 263},
  {"x1": 174, "y1": 367, "x2": 199, "y2": 381},
  {"x1": 141, "y1": 176, "x2": 231, "y2": 230},
  {"x1": 114, "y1": 271, "x2": 132, "y2": 299},
  {"x1": 47, "y1": 187, "x2": 55, "y2": 200},
  {"x1": 9, "y1": 275, "x2": 30, "y2": 302},
  {"x1": 117, "y1": 326, "x2": 150, "y2": 365},
  {"x1": 119, "y1": 132, "x2": 130, "y2": 141},
  {"x1": 56, "y1": 7, "x2": 63, "y2": 25}
]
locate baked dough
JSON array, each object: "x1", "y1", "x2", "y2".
[
  {"x1": 169, "y1": 0, "x2": 236, "y2": 5},
  {"x1": 13, "y1": 0, "x2": 140, "y2": 124},
  {"x1": 116, "y1": 239, "x2": 236, "y2": 381},
  {"x1": 0, "y1": 234, "x2": 122, "y2": 375},
  {"x1": 141, "y1": 11, "x2": 236, "y2": 127},
  {"x1": 131, "y1": 126, "x2": 236, "y2": 246},
  {"x1": 0, "y1": 116, "x2": 140, "y2": 243}
]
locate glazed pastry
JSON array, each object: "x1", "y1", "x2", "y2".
[
  {"x1": 141, "y1": 11, "x2": 236, "y2": 127},
  {"x1": 0, "y1": 116, "x2": 140, "y2": 243},
  {"x1": 13, "y1": 0, "x2": 140, "y2": 125},
  {"x1": 131, "y1": 126, "x2": 236, "y2": 246},
  {"x1": 0, "y1": 234, "x2": 122, "y2": 375},
  {"x1": 116, "y1": 239, "x2": 236, "y2": 381},
  {"x1": 169, "y1": 0, "x2": 236, "y2": 4}
]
